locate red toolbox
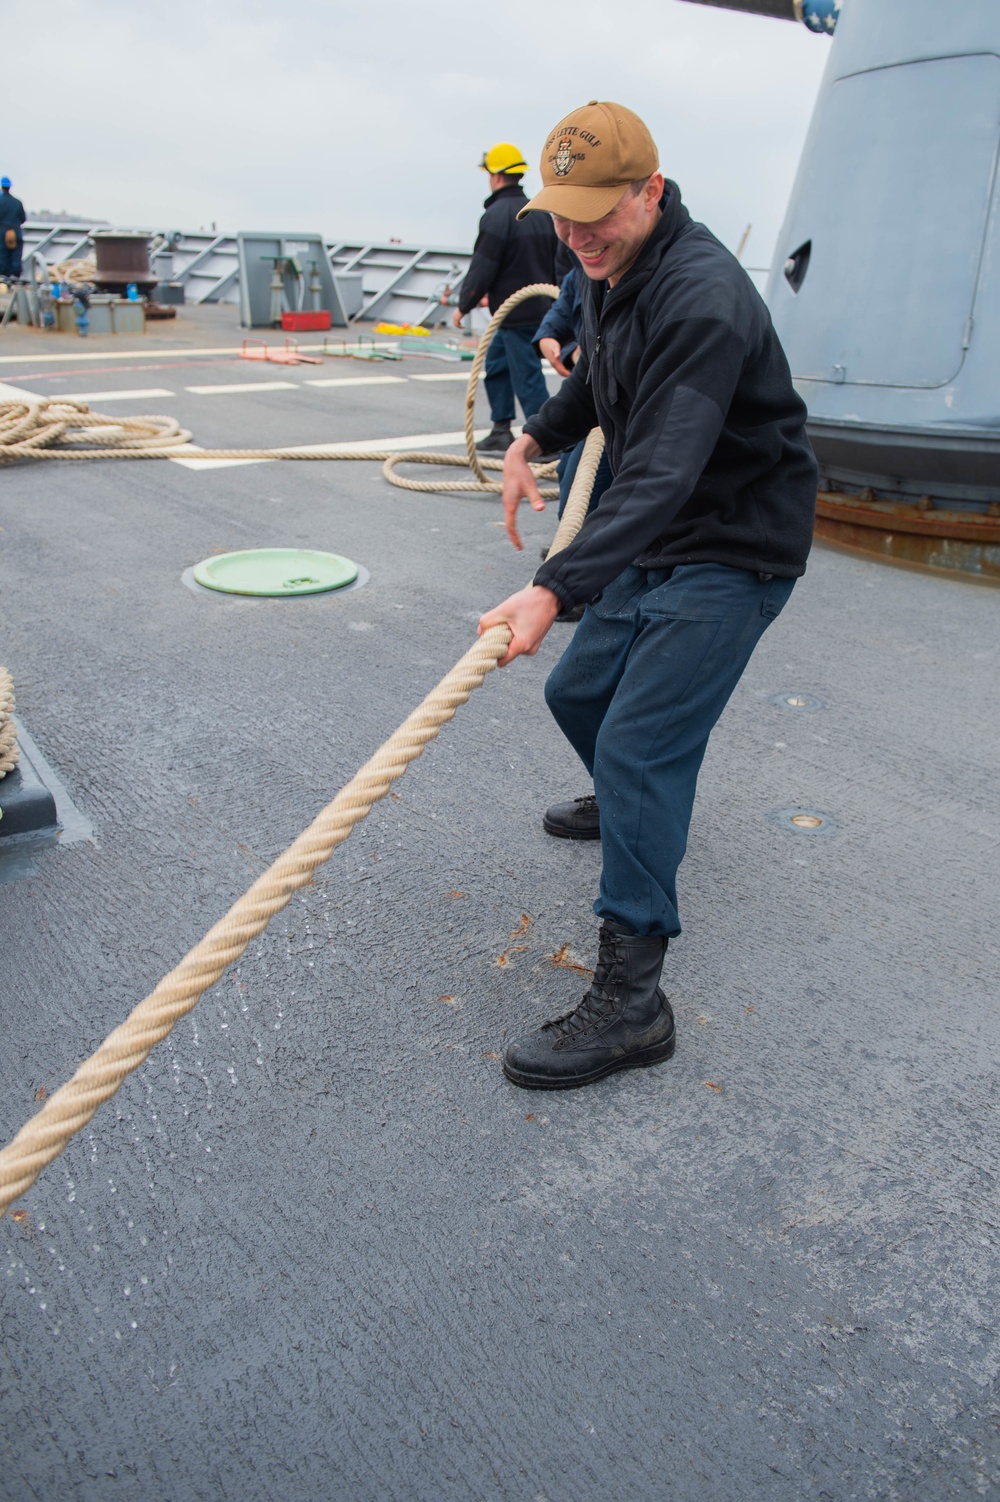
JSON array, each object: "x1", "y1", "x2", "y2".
[{"x1": 281, "y1": 310, "x2": 332, "y2": 332}]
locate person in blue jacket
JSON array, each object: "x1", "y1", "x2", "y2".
[
  {"x1": 0, "y1": 178, "x2": 26, "y2": 281},
  {"x1": 533, "y1": 266, "x2": 617, "y2": 521},
  {"x1": 532, "y1": 266, "x2": 615, "y2": 621},
  {"x1": 478, "y1": 102, "x2": 817, "y2": 1092}
]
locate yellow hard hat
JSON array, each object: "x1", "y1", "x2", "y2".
[{"x1": 480, "y1": 142, "x2": 528, "y2": 175}]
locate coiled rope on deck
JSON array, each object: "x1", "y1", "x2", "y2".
[
  {"x1": 0, "y1": 282, "x2": 563, "y2": 497},
  {"x1": 0, "y1": 291, "x2": 605, "y2": 1214},
  {"x1": 0, "y1": 667, "x2": 18, "y2": 778}
]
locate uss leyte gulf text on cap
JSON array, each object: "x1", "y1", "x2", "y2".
[{"x1": 517, "y1": 101, "x2": 659, "y2": 223}]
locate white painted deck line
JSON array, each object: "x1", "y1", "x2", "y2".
[
  {"x1": 0, "y1": 341, "x2": 402, "y2": 366},
  {"x1": 185, "y1": 381, "x2": 297, "y2": 395},
  {"x1": 304, "y1": 376, "x2": 407, "y2": 388},
  {"x1": 283, "y1": 426, "x2": 519, "y2": 454},
  {"x1": 168, "y1": 453, "x2": 269, "y2": 471},
  {"x1": 169, "y1": 426, "x2": 516, "y2": 471},
  {"x1": 46, "y1": 387, "x2": 176, "y2": 403},
  {"x1": 408, "y1": 371, "x2": 474, "y2": 381},
  {"x1": 0, "y1": 344, "x2": 323, "y2": 365}
]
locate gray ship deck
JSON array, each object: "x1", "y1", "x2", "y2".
[{"x1": 1, "y1": 306, "x2": 997, "y2": 1501}]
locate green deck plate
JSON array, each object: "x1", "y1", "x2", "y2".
[{"x1": 193, "y1": 547, "x2": 359, "y2": 597}]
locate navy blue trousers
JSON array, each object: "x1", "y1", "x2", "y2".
[
  {"x1": 544, "y1": 563, "x2": 795, "y2": 937},
  {"x1": 484, "y1": 325, "x2": 550, "y2": 425},
  {"x1": 0, "y1": 242, "x2": 23, "y2": 279}
]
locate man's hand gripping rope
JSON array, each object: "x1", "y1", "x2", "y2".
[{"x1": 477, "y1": 430, "x2": 563, "y2": 667}]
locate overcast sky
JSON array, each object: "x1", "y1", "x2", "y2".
[{"x1": 7, "y1": 0, "x2": 830, "y2": 272}]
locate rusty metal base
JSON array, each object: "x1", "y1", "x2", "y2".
[{"x1": 814, "y1": 489, "x2": 1000, "y2": 586}]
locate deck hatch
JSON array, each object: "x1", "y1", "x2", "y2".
[{"x1": 192, "y1": 547, "x2": 359, "y2": 597}]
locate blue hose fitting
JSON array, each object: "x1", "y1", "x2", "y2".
[{"x1": 798, "y1": 0, "x2": 840, "y2": 33}]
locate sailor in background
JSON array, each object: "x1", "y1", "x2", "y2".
[
  {"x1": 0, "y1": 177, "x2": 26, "y2": 282},
  {"x1": 453, "y1": 142, "x2": 563, "y2": 454},
  {"x1": 479, "y1": 101, "x2": 817, "y2": 1090}
]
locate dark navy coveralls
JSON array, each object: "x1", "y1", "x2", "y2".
[
  {"x1": 0, "y1": 189, "x2": 26, "y2": 280},
  {"x1": 459, "y1": 182, "x2": 559, "y2": 427}
]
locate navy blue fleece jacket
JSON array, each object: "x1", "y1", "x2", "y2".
[{"x1": 527, "y1": 184, "x2": 817, "y2": 610}]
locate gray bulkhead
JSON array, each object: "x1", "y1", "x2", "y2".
[{"x1": 765, "y1": 0, "x2": 1000, "y2": 503}]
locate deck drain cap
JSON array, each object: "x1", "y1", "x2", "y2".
[
  {"x1": 193, "y1": 547, "x2": 359, "y2": 597},
  {"x1": 768, "y1": 807, "x2": 839, "y2": 837},
  {"x1": 768, "y1": 691, "x2": 825, "y2": 713}
]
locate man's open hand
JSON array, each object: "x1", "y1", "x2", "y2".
[
  {"x1": 478, "y1": 585, "x2": 561, "y2": 667},
  {"x1": 501, "y1": 434, "x2": 546, "y2": 550},
  {"x1": 539, "y1": 336, "x2": 571, "y2": 378}
]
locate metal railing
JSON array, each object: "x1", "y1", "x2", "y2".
[{"x1": 19, "y1": 223, "x2": 473, "y2": 326}]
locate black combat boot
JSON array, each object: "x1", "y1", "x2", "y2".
[
  {"x1": 476, "y1": 422, "x2": 515, "y2": 454},
  {"x1": 503, "y1": 922, "x2": 675, "y2": 1090},
  {"x1": 542, "y1": 794, "x2": 600, "y2": 839}
]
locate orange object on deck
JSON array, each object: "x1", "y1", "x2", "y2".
[{"x1": 240, "y1": 338, "x2": 322, "y2": 367}]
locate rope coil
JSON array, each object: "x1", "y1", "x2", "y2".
[
  {"x1": 0, "y1": 283, "x2": 564, "y2": 498},
  {"x1": 0, "y1": 286, "x2": 604, "y2": 1219},
  {"x1": 0, "y1": 666, "x2": 18, "y2": 778}
]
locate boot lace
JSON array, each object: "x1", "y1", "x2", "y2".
[{"x1": 542, "y1": 928, "x2": 623, "y2": 1039}]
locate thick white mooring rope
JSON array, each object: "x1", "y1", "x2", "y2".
[{"x1": 0, "y1": 289, "x2": 605, "y2": 1217}]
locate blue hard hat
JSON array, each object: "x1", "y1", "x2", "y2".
[{"x1": 0, "y1": 178, "x2": 10, "y2": 189}]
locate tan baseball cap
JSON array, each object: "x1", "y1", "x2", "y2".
[{"x1": 517, "y1": 101, "x2": 659, "y2": 223}]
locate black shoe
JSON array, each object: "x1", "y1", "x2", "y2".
[
  {"x1": 555, "y1": 603, "x2": 585, "y2": 623},
  {"x1": 542, "y1": 794, "x2": 600, "y2": 840},
  {"x1": 539, "y1": 545, "x2": 549, "y2": 562},
  {"x1": 476, "y1": 423, "x2": 514, "y2": 454},
  {"x1": 503, "y1": 922, "x2": 674, "y2": 1090}
]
